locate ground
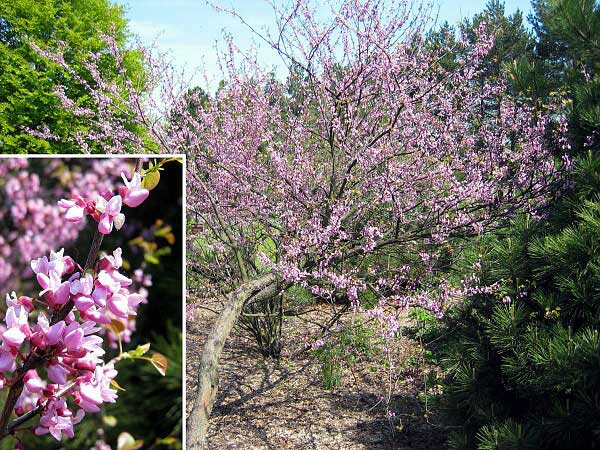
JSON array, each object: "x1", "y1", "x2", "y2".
[{"x1": 186, "y1": 297, "x2": 448, "y2": 450}]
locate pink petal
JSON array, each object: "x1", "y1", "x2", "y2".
[
  {"x1": 83, "y1": 308, "x2": 111, "y2": 324},
  {"x1": 31, "y1": 257, "x2": 49, "y2": 275},
  {"x1": 64, "y1": 327, "x2": 83, "y2": 351},
  {"x1": 2, "y1": 327, "x2": 26, "y2": 347},
  {"x1": 91, "y1": 286, "x2": 108, "y2": 307},
  {"x1": 47, "y1": 363, "x2": 69, "y2": 385},
  {"x1": 128, "y1": 293, "x2": 145, "y2": 309},
  {"x1": 112, "y1": 271, "x2": 132, "y2": 287},
  {"x1": 0, "y1": 351, "x2": 14, "y2": 371},
  {"x1": 79, "y1": 383, "x2": 103, "y2": 405},
  {"x1": 57, "y1": 199, "x2": 75, "y2": 209},
  {"x1": 106, "y1": 195, "x2": 122, "y2": 216},
  {"x1": 65, "y1": 205, "x2": 84, "y2": 222},
  {"x1": 74, "y1": 295, "x2": 94, "y2": 311},
  {"x1": 123, "y1": 189, "x2": 149, "y2": 207},
  {"x1": 108, "y1": 294, "x2": 129, "y2": 318},
  {"x1": 77, "y1": 398, "x2": 100, "y2": 413},
  {"x1": 37, "y1": 273, "x2": 51, "y2": 290},
  {"x1": 49, "y1": 426, "x2": 62, "y2": 441},
  {"x1": 98, "y1": 214, "x2": 113, "y2": 235},
  {"x1": 46, "y1": 321, "x2": 65, "y2": 346},
  {"x1": 25, "y1": 376, "x2": 44, "y2": 393},
  {"x1": 54, "y1": 282, "x2": 71, "y2": 305}
]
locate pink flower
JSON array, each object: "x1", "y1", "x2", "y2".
[
  {"x1": 70, "y1": 273, "x2": 95, "y2": 311},
  {"x1": 30, "y1": 313, "x2": 65, "y2": 349},
  {"x1": 99, "y1": 248, "x2": 123, "y2": 270},
  {"x1": 63, "y1": 322, "x2": 84, "y2": 352},
  {"x1": 24, "y1": 369, "x2": 45, "y2": 393},
  {"x1": 47, "y1": 361, "x2": 70, "y2": 385},
  {"x1": 76, "y1": 364, "x2": 118, "y2": 412},
  {"x1": 2, "y1": 327, "x2": 26, "y2": 347},
  {"x1": 37, "y1": 270, "x2": 71, "y2": 306},
  {"x1": 119, "y1": 172, "x2": 149, "y2": 207},
  {"x1": 96, "y1": 195, "x2": 125, "y2": 235},
  {"x1": 35, "y1": 398, "x2": 84, "y2": 441},
  {"x1": 107, "y1": 293, "x2": 129, "y2": 318},
  {"x1": 0, "y1": 345, "x2": 16, "y2": 372},
  {"x1": 31, "y1": 249, "x2": 75, "y2": 278},
  {"x1": 58, "y1": 198, "x2": 85, "y2": 223},
  {"x1": 2, "y1": 300, "x2": 31, "y2": 347}
]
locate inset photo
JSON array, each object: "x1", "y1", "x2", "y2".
[{"x1": 0, "y1": 156, "x2": 183, "y2": 450}]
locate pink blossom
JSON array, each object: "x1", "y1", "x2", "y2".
[
  {"x1": 34, "y1": 398, "x2": 85, "y2": 441},
  {"x1": 96, "y1": 195, "x2": 125, "y2": 235},
  {"x1": 76, "y1": 364, "x2": 118, "y2": 413},
  {"x1": 58, "y1": 198, "x2": 85, "y2": 223},
  {"x1": 119, "y1": 172, "x2": 149, "y2": 207}
]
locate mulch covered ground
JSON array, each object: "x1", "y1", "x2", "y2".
[{"x1": 186, "y1": 297, "x2": 448, "y2": 450}]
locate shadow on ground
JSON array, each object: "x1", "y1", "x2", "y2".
[{"x1": 186, "y1": 300, "x2": 448, "y2": 449}]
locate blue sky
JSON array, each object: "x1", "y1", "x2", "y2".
[{"x1": 115, "y1": 0, "x2": 533, "y2": 90}]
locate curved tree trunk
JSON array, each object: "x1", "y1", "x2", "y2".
[{"x1": 186, "y1": 273, "x2": 279, "y2": 450}]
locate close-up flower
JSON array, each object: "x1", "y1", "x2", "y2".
[{"x1": 0, "y1": 158, "x2": 182, "y2": 449}]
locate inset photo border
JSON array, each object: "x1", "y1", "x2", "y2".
[{"x1": 0, "y1": 155, "x2": 184, "y2": 450}]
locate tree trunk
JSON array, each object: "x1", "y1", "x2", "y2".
[{"x1": 186, "y1": 273, "x2": 279, "y2": 450}]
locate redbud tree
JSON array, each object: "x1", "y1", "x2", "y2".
[
  {"x1": 182, "y1": 0, "x2": 568, "y2": 446},
  {"x1": 0, "y1": 158, "x2": 170, "y2": 449},
  {"x1": 25, "y1": 1, "x2": 569, "y2": 448}
]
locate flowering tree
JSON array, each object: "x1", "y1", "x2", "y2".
[
  {"x1": 24, "y1": 0, "x2": 569, "y2": 448},
  {"x1": 0, "y1": 159, "x2": 168, "y2": 448},
  {"x1": 181, "y1": 0, "x2": 570, "y2": 447}
]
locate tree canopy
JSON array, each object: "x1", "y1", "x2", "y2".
[{"x1": 0, "y1": 0, "x2": 144, "y2": 153}]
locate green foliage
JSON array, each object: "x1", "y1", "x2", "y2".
[
  {"x1": 313, "y1": 321, "x2": 381, "y2": 390},
  {"x1": 287, "y1": 284, "x2": 315, "y2": 306},
  {"x1": 529, "y1": 0, "x2": 600, "y2": 148},
  {"x1": 434, "y1": 1, "x2": 600, "y2": 447},
  {"x1": 408, "y1": 307, "x2": 440, "y2": 342},
  {"x1": 475, "y1": 419, "x2": 540, "y2": 450},
  {"x1": 0, "y1": 0, "x2": 144, "y2": 153},
  {"x1": 105, "y1": 322, "x2": 183, "y2": 449},
  {"x1": 426, "y1": 0, "x2": 535, "y2": 86},
  {"x1": 436, "y1": 201, "x2": 600, "y2": 448}
]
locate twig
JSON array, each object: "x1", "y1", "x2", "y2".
[{"x1": 0, "y1": 381, "x2": 77, "y2": 437}]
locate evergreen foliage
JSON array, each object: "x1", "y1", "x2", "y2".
[{"x1": 434, "y1": 1, "x2": 600, "y2": 448}]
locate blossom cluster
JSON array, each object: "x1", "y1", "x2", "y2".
[
  {"x1": 0, "y1": 159, "x2": 133, "y2": 292},
  {"x1": 0, "y1": 162, "x2": 154, "y2": 444},
  {"x1": 104, "y1": 267, "x2": 152, "y2": 349},
  {"x1": 59, "y1": 172, "x2": 149, "y2": 235},
  {"x1": 0, "y1": 245, "x2": 146, "y2": 441}
]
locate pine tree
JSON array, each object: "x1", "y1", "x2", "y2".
[{"x1": 434, "y1": 1, "x2": 600, "y2": 449}]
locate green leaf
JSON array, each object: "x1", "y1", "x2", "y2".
[
  {"x1": 126, "y1": 343, "x2": 151, "y2": 358},
  {"x1": 142, "y1": 170, "x2": 160, "y2": 190}
]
